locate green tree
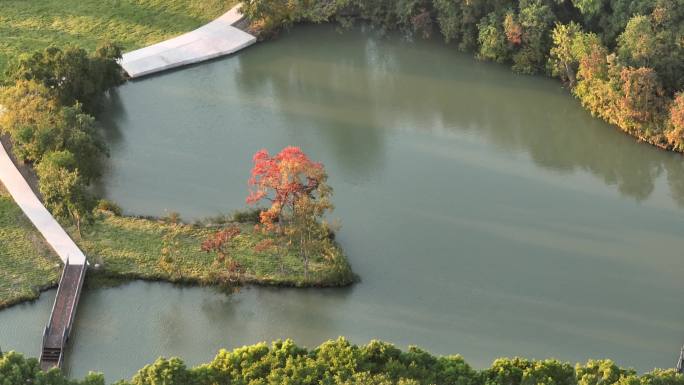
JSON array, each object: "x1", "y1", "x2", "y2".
[
  {"x1": 6, "y1": 43, "x2": 124, "y2": 113},
  {"x1": 0, "y1": 80, "x2": 106, "y2": 182},
  {"x1": 571, "y1": 0, "x2": 605, "y2": 17},
  {"x1": 35, "y1": 153, "x2": 95, "y2": 236},
  {"x1": 0, "y1": 80, "x2": 60, "y2": 162},
  {"x1": 289, "y1": 192, "x2": 334, "y2": 280},
  {"x1": 617, "y1": 15, "x2": 657, "y2": 67},
  {"x1": 511, "y1": 0, "x2": 556, "y2": 74},
  {"x1": 548, "y1": 21, "x2": 584, "y2": 85},
  {"x1": 56, "y1": 104, "x2": 108, "y2": 183},
  {"x1": 576, "y1": 359, "x2": 635, "y2": 385},
  {"x1": 478, "y1": 10, "x2": 513, "y2": 64},
  {"x1": 433, "y1": 0, "x2": 464, "y2": 43},
  {"x1": 127, "y1": 357, "x2": 191, "y2": 385}
]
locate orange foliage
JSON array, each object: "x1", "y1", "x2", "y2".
[
  {"x1": 504, "y1": 14, "x2": 522, "y2": 45},
  {"x1": 666, "y1": 93, "x2": 684, "y2": 148},
  {"x1": 247, "y1": 146, "x2": 326, "y2": 231},
  {"x1": 619, "y1": 67, "x2": 664, "y2": 124},
  {"x1": 254, "y1": 238, "x2": 276, "y2": 253},
  {"x1": 201, "y1": 225, "x2": 241, "y2": 261},
  {"x1": 671, "y1": 93, "x2": 684, "y2": 130}
]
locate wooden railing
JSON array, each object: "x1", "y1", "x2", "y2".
[
  {"x1": 57, "y1": 328, "x2": 68, "y2": 368},
  {"x1": 39, "y1": 257, "x2": 86, "y2": 369},
  {"x1": 40, "y1": 258, "x2": 70, "y2": 364},
  {"x1": 45, "y1": 257, "x2": 69, "y2": 331},
  {"x1": 65, "y1": 262, "x2": 87, "y2": 339}
]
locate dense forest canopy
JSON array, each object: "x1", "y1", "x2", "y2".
[
  {"x1": 241, "y1": 0, "x2": 684, "y2": 152},
  {"x1": 2, "y1": 339, "x2": 683, "y2": 385}
]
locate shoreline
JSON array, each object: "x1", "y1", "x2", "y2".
[{"x1": 0, "y1": 208, "x2": 357, "y2": 311}]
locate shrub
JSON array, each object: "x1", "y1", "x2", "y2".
[
  {"x1": 231, "y1": 207, "x2": 263, "y2": 223},
  {"x1": 6, "y1": 43, "x2": 124, "y2": 113},
  {"x1": 95, "y1": 199, "x2": 122, "y2": 216}
]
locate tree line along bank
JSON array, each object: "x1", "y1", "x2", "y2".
[
  {"x1": 1, "y1": 338, "x2": 683, "y2": 385},
  {"x1": 240, "y1": 0, "x2": 684, "y2": 152}
]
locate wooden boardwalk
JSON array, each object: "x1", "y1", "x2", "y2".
[
  {"x1": 40, "y1": 260, "x2": 87, "y2": 370},
  {"x1": 0, "y1": 141, "x2": 88, "y2": 370}
]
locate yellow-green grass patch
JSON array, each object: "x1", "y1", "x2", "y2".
[
  {"x1": 0, "y1": 185, "x2": 60, "y2": 309},
  {"x1": 0, "y1": 0, "x2": 237, "y2": 77}
]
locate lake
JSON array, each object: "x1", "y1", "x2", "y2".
[{"x1": 2, "y1": 24, "x2": 684, "y2": 382}]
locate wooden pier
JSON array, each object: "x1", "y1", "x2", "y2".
[
  {"x1": 39, "y1": 259, "x2": 87, "y2": 371},
  {"x1": 1, "y1": 133, "x2": 90, "y2": 371}
]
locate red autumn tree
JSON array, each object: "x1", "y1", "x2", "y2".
[
  {"x1": 247, "y1": 147, "x2": 333, "y2": 280},
  {"x1": 247, "y1": 146, "x2": 329, "y2": 230}
]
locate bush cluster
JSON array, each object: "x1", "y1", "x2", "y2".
[
  {"x1": 0, "y1": 44, "x2": 124, "y2": 233},
  {"x1": 240, "y1": 0, "x2": 684, "y2": 151},
  {"x1": 2, "y1": 339, "x2": 683, "y2": 385}
]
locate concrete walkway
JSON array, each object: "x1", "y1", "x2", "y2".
[
  {"x1": 0, "y1": 141, "x2": 86, "y2": 265},
  {"x1": 120, "y1": 5, "x2": 256, "y2": 78}
]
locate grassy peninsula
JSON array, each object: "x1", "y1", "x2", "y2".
[
  {"x1": 77, "y1": 211, "x2": 355, "y2": 288},
  {"x1": 0, "y1": 198, "x2": 355, "y2": 309}
]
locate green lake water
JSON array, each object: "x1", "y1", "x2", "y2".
[{"x1": 1, "y1": 24, "x2": 684, "y2": 382}]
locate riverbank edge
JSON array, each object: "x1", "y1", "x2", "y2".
[
  {"x1": 77, "y1": 212, "x2": 358, "y2": 291},
  {"x1": 0, "y1": 282, "x2": 57, "y2": 311},
  {"x1": 244, "y1": 15, "x2": 683, "y2": 156},
  {"x1": 0, "y1": 212, "x2": 358, "y2": 311}
]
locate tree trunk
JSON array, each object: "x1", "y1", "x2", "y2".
[
  {"x1": 565, "y1": 61, "x2": 576, "y2": 87},
  {"x1": 304, "y1": 255, "x2": 309, "y2": 281},
  {"x1": 73, "y1": 211, "x2": 82, "y2": 238}
]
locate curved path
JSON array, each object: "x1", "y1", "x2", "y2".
[{"x1": 120, "y1": 5, "x2": 256, "y2": 78}]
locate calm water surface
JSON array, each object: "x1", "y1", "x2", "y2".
[{"x1": 2, "y1": 24, "x2": 684, "y2": 381}]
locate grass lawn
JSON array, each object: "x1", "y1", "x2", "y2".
[
  {"x1": 0, "y1": 185, "x2": 60, "y2": 309},
  {"x1": 76, "y1": 212, "x2": 356, "y2": 288},
  {"x1": 0, "y1": 0, "x2": 237, "y2": 77}
]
